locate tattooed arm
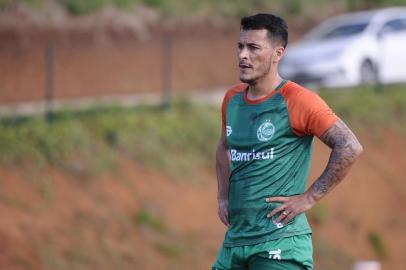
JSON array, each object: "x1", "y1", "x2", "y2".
[
  {"x1": 309, "y1": 119, "x2": 363, "y2": 201},
  {"x1": 266, "y1": 120, "x2": 363, "y2": 224}
]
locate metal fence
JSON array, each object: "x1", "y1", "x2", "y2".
[{"x1": 0, "y1": 31, "x2": 238, "y2": 116}]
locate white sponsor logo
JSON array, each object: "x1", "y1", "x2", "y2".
[
  {"x1": 226, "y1": 126, "x2": 232, "y2": 137},
  {"x1": 230, "y1": 148, "x2": 274, "y2": 162},
  {"x1": 257, "y1": 120, "x2": 275, "y2": 142},
  {"x1": 268, "y1": 249, "x2": 282, "y2": 260}
]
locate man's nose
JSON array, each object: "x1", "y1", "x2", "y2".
[{"x1": 238, "y1": 47, "x2": 248, "y2": 60}]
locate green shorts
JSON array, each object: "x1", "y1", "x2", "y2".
[{"x1": 212, "y1": 234, "x2": 313, "y2": 270}]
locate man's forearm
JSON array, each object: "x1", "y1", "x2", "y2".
[
  {"x1": 308, "y1": 120, "x2": 363, "y2": 202},
  {"x1": 216, "y1": 140, "x2": 230, "y2": 202},
  {"x1": 216, "y1": 167, "x2": 229, "y2": 202}
]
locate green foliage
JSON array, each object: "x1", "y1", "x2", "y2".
[
  {"x1": 64, "y1": 246, "x2": 95, "y2": 267},
  {"x1": 134, "y1": 209, "x2": 166, "y2": 232},
  {"x1": 2, "y1": 0, "x2": 406, "y2": 18},
  {"x1": 0, "y1": 100, "x2": 219, "y2": 178},
  {"x1": 0, "y1": 194, "x2": 31, "y2": 211},
  {"x1": 40, "y1": 245, "x2": 67, "y2": 270},
  {"x1": 0, "y1": 0, "x2": 10, "y2": 9},
  {"x1": 285, "y1": 0, "x2": 303, "y2": 15},
  {"x1": 347, "y1": 0, "x2": 406, "y2": 10},
  {"x1": 142, "y1": 0, "x2": 162, "y2": 8},
  {"x1": 0, "y1": 115, "x2": 115, "y2": 176},
  {"x1": 313, "y1": 236, "x2": 353, "y2": 270},
  {"x1": 22, "y1": 0, "x2": 43, "y2": 9},
  {"x1": 0, "y1": 0, "x2": 44, "y2": 10},
  {"x1": 59, "y1": 0, "x2": 106, "y2": 15},
  {"x1": 308, "y1": 204, "x2": 329, "y2": 225},
  {"x1": 0, "y1": 87, "x2": 405, "y2": 178},
  {"x1": 368, "y1": 231, "x2": 387, "y2": 259},
  {"x1": 154, "y1": 242, "x2": 181, "y2": 259},
  {"x1": 209, "y1": 0, "x2": 260, "y2": 17},
  {"x1": 112, "y1": 0, "x2": 138, "y2": 9},
  {"x1": 37, "y1": 176, "x2": 54, "y2": 205},
  {"x1": 319, "y1": 85, "x2": 406, "y2": 133}
]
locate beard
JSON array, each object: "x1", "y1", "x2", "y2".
[
  {"x1": 240, "y1": 69, "x2": 261, "y2": 84},
  {"x1": 240, "y1": 76, "x2": 257, "y2": 84},
  {"x1": 239, "y1": 61, "x2": 272, "y2": 85}
]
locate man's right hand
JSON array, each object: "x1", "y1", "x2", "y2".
[{"x1": 218, "y1": 200, "x2": 229, "y2": 226}]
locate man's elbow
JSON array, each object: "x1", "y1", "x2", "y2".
[{"x1": 353, "y1": 141, "x2": 364, "y2": 159}]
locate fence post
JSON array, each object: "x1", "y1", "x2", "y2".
[
  {"x1": 161, "y1": 35, "x2": 173, "y2": 108},
  {"x1": 45, "y1": 42, "x2": 54, "y2": 120}
]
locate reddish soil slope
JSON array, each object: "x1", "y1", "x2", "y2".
[{"x1": 0, "y1": 128, "x2": 405, "y2": 270}]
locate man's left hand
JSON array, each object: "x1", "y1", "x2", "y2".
[{"x1": 265, "y1": 192, "x2": 316, "y2": 224}]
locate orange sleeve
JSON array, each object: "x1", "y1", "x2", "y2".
[
  {"x1": 280, "y1": 82, "x2": 339, "y2": 138},
  {"x1": 221, "y1": 84, "x2": 247, "y2": 135}
]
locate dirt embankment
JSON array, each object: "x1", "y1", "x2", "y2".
[{"x1": 0, "y1": 128, "x2": 405, "y2": 270}]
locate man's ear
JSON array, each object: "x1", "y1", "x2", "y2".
[{"x1": 273, "y1": 46, "x2": 285, "y2": 62}]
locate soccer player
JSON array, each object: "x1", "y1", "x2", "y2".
[{"x1": 213, "y1": 13, "x2": 363, "y2": 270}]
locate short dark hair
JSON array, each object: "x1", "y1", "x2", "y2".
[{"x1": 241, "y1": 13, "x2": 288, "y2": 48}]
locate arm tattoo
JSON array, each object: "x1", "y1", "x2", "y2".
[{"x1": 310, "y1": 120, "x2": 363, "y2": 200}]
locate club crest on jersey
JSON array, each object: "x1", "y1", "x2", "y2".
[
  {"x1": 226, "y1": 126, "x2": 232, "y2": 137},
  {"x1": 257, "y1": 120, "x2": 275, "y2": 142}
]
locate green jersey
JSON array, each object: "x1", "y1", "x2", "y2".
[{"x1": 221, "y1": 80, "x2": 338, "y2": 247}]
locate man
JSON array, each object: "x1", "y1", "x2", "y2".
[{"x1": 213, "y1": 13, "x2": 363, "y2": 270}]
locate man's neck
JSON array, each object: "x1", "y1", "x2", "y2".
[{"x1": 247, "y1": 73, "x2": 283, "y2": 100}]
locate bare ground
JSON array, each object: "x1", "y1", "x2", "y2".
[{"x1": 0, "y1": 128, "x2": 405, "y2": 270}]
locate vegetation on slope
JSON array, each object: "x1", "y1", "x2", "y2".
[
  {"x1": 0, "y1": 85, "x2": 405, "y2": 175},
  {"x1": 0, "y1": 100, "x2": 220, "y2": 177},
  {"x1": 320, "y1": 85, "x2": 406, "y2": 133},
  {"x1": 2, "y1": 0, "x2": 406, "y2": 17}
]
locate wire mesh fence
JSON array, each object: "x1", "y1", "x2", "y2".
[{"x1": 0, "y1": 30, "x2": 238, "y2": 116}]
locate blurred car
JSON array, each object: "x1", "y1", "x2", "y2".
[{"x1": 279, "y1": 7, "x2": 406, "y2": 88}]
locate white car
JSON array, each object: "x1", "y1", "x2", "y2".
[{"x1": 279, "y1": 7, "x2": 406, "y2": 88}]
